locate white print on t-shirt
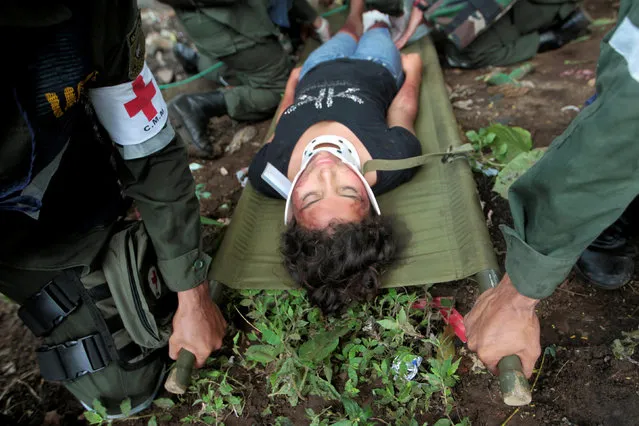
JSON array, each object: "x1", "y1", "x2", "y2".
[{"x1": 283, "y1": 86, "x2": 363, "y2": 115}]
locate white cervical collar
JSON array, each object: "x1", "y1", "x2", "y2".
[{"x1": 281, "y1": 135, "x2": 381, "y2": 224}]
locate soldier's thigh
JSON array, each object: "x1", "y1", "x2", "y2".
[{"x1": 1, "y1": 266, "x2": 166, "y2": 417}]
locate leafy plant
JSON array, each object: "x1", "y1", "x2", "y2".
[
  {"x1": 195, "y1": 183, "x2": 212, "y2": 200},
  {"x1": 237, "y1": 288, "x2": 469, "y2": 425},
  {"x1": 239, "y1": 289, "x2": 345, "y2": 407},
  {"x1": 492, "y1": 149, "x2": 545, "y2": 199},
  {"x1": 83, "y1": 399, "x2": 109, "y2": 425},
  {"x1": 612, "y1": 328, "x2": 639, "y2": 364},
  {"x1": 181, "y1": 335, "x2": 245, "y2": 426},
  {"x1": 83, "y1": 396, "x2": 177, "y2": 426},
  {"x1": 466, "y1": 123, "x2": 544, "y2": 198}
]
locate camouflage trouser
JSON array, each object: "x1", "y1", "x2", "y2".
[
  {"x1": 176, "y1": 8, "x2": 293, "y2": 122},
  {"x1": 218, "y1": 40, "x2": 293, "y2": 121},
  {"x1": 193, "y1": 38, "x2": 292, "y2": 122},
  {"x1": 445, "y1": 0, "x2": 579, "y2": 68}
]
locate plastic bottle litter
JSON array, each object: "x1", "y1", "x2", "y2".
[
  {"x1": 236, "y1": 167, "x2": 249, "y2": 187},
  {"x1": 391, "y1": 353, "x2": 423, "y2": 381},
  {"x1": 189, "y1": 162, "x2": 203, "y2": 171}
]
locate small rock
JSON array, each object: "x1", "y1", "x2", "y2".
[
  {"x1": 145, "y1": 32, "x2": 175, "y2": 56},
  {"x1": 140, "y1": 9, "x2": 159, "y2": 24},
  {"x1": 154, "y1": 51, "x2": 166, "y2": 68},
  {"x1": 226, "y1": 125, "x2": 258, "y2": 154},
  {"x1": 220, "y1": 167, "x2": 229, "y2": 176},
  {"x1": 43, "y1": 410, "x2": 61, "y2": 426},
  {"x1": 486, "y1": 209, "x2": 494, "y2": 227},
  {"x1": 445, "y1": 83, "x2": 453, "y2": 96},
  {"x1": 452, "y1": 99, "x2": 473, "y2": 110},
  {"x1": 160, "y1": 29, "x2": 177, "y2": 43},
  {"x1": 155, "y1": 68, "x2": 174, "y2": 84},
  {"x1": 449, "y1": 84, "x2": 475, "y2": 100}
]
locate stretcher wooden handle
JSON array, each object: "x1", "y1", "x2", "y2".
[
  {"x1": 476, "y1": 270, "x2": 532, "y2": 406},
  {"x1": 497, "y1": 355, "x2": 532, "y2": 406},
  {"x1": 164, "y1": 349, "x2": 195, "y2": 394}
]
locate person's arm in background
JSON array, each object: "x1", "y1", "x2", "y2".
[
  {"x1": 387, "y1": 53, "x2": 422, "y2": 134},
  {"x1": 88, "y1": 0, "x2": 226, "y2": 368},
  {"x1": 464, "y1": 0, "x2": 639, "y2": 378},
  {"x1": 394, "y1": 2, "x2": 427, "y2": 50},
  {"x1": 265, "y1": 67, "x2": 301, "y2": 143}
]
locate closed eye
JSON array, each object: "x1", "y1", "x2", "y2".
[
  {"x1": 340, "y1": 186, "x2": 363, "y2": 201},
  {"x1": 301, "y1": 199, "x2": 321, "y2": 210},
  {"x1": 302, "y1": 191, "x2": 320, "y2": 202},
  {"x1": 302, "y1": 191, "x2": 322, "y2": 209}
]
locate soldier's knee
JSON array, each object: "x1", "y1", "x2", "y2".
[{"x1": 444, "y1": 42, "x2": 500, "y2": 69}]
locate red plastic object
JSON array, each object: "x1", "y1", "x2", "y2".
[{"x1": 412, "y1": 297, "x2": 468, "y2": 343}]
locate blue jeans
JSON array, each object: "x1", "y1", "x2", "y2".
[{"x1": 299, "y1": 28, "x2": 404, "y2": 86}]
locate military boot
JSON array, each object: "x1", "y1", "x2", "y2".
[
  {"x1": 574, "y1": 212, "x2": 636, "y2": 290},
  {"x1": 538, "y1": 8, "x2": 591, "y2": 53},
  {"x1": 168, "y1": 91, "x2": 227, "y2": 156},
  {"x1": 173, "y1": 43, "x2": 199, "y2": 74}
]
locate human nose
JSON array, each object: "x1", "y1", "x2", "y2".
[{"x1": 318, "y1": 168, "x2": 338, "y2": 193}]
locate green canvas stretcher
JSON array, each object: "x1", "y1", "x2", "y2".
[{"x1": 209, "y1": 29, "x2": 499, "y2": 290}]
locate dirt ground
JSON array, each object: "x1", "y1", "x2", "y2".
[{"x1": 2, "y1": 0, "x2": 638, "y2": 425}]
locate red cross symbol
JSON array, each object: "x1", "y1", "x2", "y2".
[{"x1": 124, "y1": 75, "x2": 157, "y2": 120}]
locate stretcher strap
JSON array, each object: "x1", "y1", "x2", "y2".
[{"x1": 362, "y1": 143, "x2": 474, "y2": 173}]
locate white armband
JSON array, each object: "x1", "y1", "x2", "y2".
[{"x1": 89, "y1": 63, "x2": 168, "y2": 147}]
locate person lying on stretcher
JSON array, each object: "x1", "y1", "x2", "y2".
[{"x1": 248, "y1": 0, "x2": 423, "y2": 314}]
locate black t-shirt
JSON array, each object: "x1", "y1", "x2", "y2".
[{"x1": 248, "y1": 59, "x2": 422, "y2": 199}]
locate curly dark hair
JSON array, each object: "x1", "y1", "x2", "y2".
[{"x1": 281, "y1": 216, "x2": 400, "y2": 314}]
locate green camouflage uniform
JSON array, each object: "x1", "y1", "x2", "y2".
[
  {"x1": 502, "y1": 0, "x2": 639, "y2": 298},
  {"x1": 437, "y1": 0, "x2": 580, "y2": 68},
  {"x1": 167, "y1": 0, "x2": 317, "y2": 121},
  {"x1": 0, "y1": 1, "x2": 208, "y2": 416}
]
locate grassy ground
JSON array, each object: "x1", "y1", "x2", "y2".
[{"x1": 85, "y1": 288, "x2": 471, "y2": 426}]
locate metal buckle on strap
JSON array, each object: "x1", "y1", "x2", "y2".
[
  {"x1": 36, "y1": 334, "x2": 111, "y2": 381},
  {"x1": 18, "y1": 271, "x2": 82, "y2": 337}
]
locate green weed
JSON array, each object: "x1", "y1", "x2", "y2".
[
  {"x1": 466, "y1": 124, "x2": 544, "y2": 199},
  {"x1": 236, "y1": 288, "x2": 470, "y2": 424},
  {"x1": 612, "y1": 328, "x2": 639, "y2": 364},
  {"x1": 195, "y1": 183, "x2": 212, "y2": 200},
  {"x1": 83, "y1": 397, "x2": 174, "y2": 426},
  {"x1": 182, "y1": 335, "x2": 246, "y2": 426},
  {"x1": 82, "y1": 288, "x2": 468, "y2": 424}
]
